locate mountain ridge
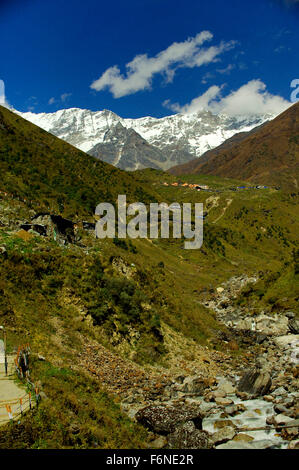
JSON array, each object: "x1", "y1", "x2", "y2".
[
  {"x1": 0, "y1": 105, "x2": 158, "y2": 218},
  {"x1": 169, "y1": 102, "x2": 299, "y2": 190},
  {"x1": 15, "y1": 107, "x2": 276, "y2": 171}
]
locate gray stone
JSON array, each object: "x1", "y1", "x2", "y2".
[
  {"x1": 181, "y1": 376, "x2": 207, "y2": 395},
  {"x1": 289, "y1": 319, "x2": 299, "y2": 335},
  {"x1": 272, "y1": 386, "x2": 288, "y2": 397},
  {"x1": 238, "y1": 369, "x2": 272, "y2": 396},
  {"x1": 212, "y1": 390, "x2": 226, "y2": 399},
  {"x1": 273, "y1": 414, "x2": 294, "y2": 426},
  {"x1": 148, "y1": 436, "x2": 167, "y2": 449},
  {"x1": 135, "y1": 404, "x2": 203, "y2": 434},
  {"x1": 225, "y1": 405, "x2": 240, "y2": 416},
  {"x1": 274, "y1": 335, "x2": 299, "y2": 348},
  {"x1": 211, "y1": 426, "x2": 236, "y2": 445},
  {"x1": 263, "y1": 395, "x2": 274, "y2": 402},
  {"x1": 167, "y1": 421, "x2": 210, "y2": 449},
  {"x1": 283, "y1": 397, "x2": 295, "y2": 408},
  {"x1": 199, "y1": 402, "x2": 217, "y2": 413},
  {"x1": 216, "y1": 439, "x2": 276, "y2": 449},
  {"x1": 255, "y1": 314, "x2": 289, "y2": 336},
  {"x1": 217, "y1": 381, "x2": 236, "y2": 395},
  {"x1": 274, "y1": 404, "x2": 289, "y2": 414},
  {"x1": 215, "y1": 397, "x2": 234, "y2": 406}
]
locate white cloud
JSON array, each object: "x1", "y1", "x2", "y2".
[
  {"x1": 0, "y1": 80, "x2": 11, "y2": 108},
  {"x1": 90, "y1": 32, "x2": 235, "y2": 98},
  {"x1": 201, "y1": 71, "x2": 215, "y2": 84},
  {"x1": 217, "y1": 64, "x2": 235, "y2": 75},
  {"x1": 163, "y1": 80, "x2": 291, "y2": 117},
  {"x1": 0, "y1": 80, "x2": 5, "y2": 105},
  {"x1": 163, "y1": 85, "x2": 223, "y2": 114},
  {"x1": 48, "y1": 93, "x2": 72, "y2": 106},
  {"x1": 61, "y1": 92, "x2": 72, "y2": 102}
]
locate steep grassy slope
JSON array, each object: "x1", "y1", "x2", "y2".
[
  {"x1": 169, "y1": 122, "x2": 267, "y2": 175},
  {"x1": 169, "y1": 103, "x2": 299, "y2": 190},
  {"x1": 0, "y1": 106, "x2": 158, "y2": 218},
  {"x1": 134, "y1": 169, "x2": 299, "y2": 312}
]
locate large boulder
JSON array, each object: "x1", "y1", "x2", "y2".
[
  {"x1": 235, "y1": 318, "x2": 254, "y2": 331},
  {"x1": 135, "y1": 404, "x2": 203, "y2": 434},
  {"x1": 234, "y1": 314, "x2": 289, "y2": 336},
  {"x1": 216, "y1": 380, "x2": 236, "y2": 395},
  {"x1": 289, "y1": 319, "x2": 299, "y2": 335},
  {"x1": 273, "y1": 414, "x2": 295, "y2": 427},
  {"x1": 211, "y1": 426, "x2": 236, "y2": 446},
  {"x1": 237, "y1": 369, "x2": 272, "y2": 396},
  {"x1": 273, "y1": 335, "x2": 299, "y2": 348},
  {"x1": 181, "y1": 376, "x2": 209, "y2": 395},
  {"x1": 167, "y1": 421, "x2": 210, "y2": 449},
  {"x1": 255, "y1": 314, "x2": 289, "y2": 336}
]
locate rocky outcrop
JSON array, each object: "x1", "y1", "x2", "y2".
[
  {"x1": 235, "y1": 314, "x2": 289, "y2": 336},
  {"x1": 167, "y1": 421, "x2": 210, "y2": 449},
  {"x1": 89, "y1": 123, "x2": 167, "y2": 171},
  {"x1": 210, "y1": 426, "x2": 236, "y2": 446},
  {"x1": 135, "y1": 403, "x2": 203, "y2": 434},
  {"x1": 180, "y1": 376, "x2": 208, "y2": 395},
  {"x1": 289, "y1": 319, "x2": 299, "y2": 335},
  {"x1": 273, "y1": 334, "x2": 299, "y2": 349}
]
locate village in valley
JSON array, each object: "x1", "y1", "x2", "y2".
[{"x1": 161, "y1": 181, "x2": 272, "y2": 192}]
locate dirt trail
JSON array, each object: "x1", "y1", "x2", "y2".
[
  {"x1": 213, "y1": 198, "x2": 233, "y2": 224},
  {"x1": 206, "y1": 195, "x2": 220, "y2": 211},
  {"x1": 0, "y1": 356, "x2": 31, "y2": 426}
]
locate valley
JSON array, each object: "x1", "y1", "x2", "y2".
[{"x1": 0, "y1": 104, "x2": 298, "y2": 449}]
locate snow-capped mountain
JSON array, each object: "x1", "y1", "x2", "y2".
[{"x1": 16, "y1": 107, "x2": 276, "y2": 171}]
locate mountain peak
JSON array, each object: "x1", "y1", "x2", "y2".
[{"x1": 15, "y1": 106, "x2": 278, "y2": 171}]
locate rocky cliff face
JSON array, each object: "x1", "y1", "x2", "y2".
[
  {"x1": 88, "y1": 122, "x2": 167, "y2": 171},
  {"x1": 16, "y1": 107, "x2": 275, "y2": 171}
]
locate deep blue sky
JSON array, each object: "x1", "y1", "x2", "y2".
[{"x1": 1, "y1": 0, "x2": 298, "y2": 117}]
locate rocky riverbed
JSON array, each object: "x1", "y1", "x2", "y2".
[{"x1": 121, "y1": 275, "x2": 299, "y2": 449}]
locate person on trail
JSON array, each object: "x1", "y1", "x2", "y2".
[
  {"x1": 17, "y1": 347, "x2": 30, "y2": 378},
  {"x1": 19, "y1": 353, "x2": 26, "y2": 378}
]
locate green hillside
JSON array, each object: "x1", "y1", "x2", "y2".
[
  {"x1": 0, "y1": 112, "x2": 298, "y2": 448},
  {"x1": 169, "y1": 102, "x2": 299, "y2": 191},
  {"x1": 0, "y1": 105, "x2": 158, "y2": 218}
]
